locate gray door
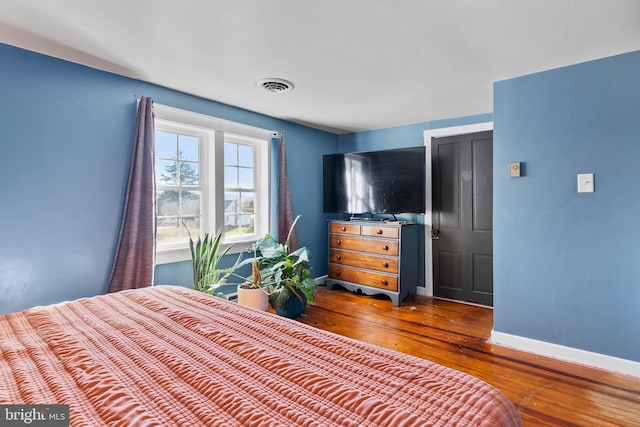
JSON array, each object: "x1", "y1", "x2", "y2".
[{"x1": 431, "y1": 131, "x2": 493, "y2": 306}]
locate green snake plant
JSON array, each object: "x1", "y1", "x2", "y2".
[{"x1": 186, "y1": 227, "x2": 238, "y2": 294}]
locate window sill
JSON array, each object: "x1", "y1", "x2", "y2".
[{"x1": 155, "y1": 240, "x2": 256, "y2": 265}]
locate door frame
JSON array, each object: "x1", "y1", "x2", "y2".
[{"x1": 421, "y1": 122, "x2": 493, "y2": 297}]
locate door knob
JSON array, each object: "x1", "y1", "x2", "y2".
[{"x1": 431, "y1": 229, "x2": 440, "y2": 240}]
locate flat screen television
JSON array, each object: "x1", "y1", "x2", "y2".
[{"x1": 323, "y1": 146, "x2": 426, "y2": 215}]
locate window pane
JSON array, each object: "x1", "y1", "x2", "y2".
[
  {"x1": 156, "y1": 160, "x2": 178, "y2": 185},
  {"x1": 182, "y1": 216, "x2": 200, "y2": 241},
  {"x1": 225, "y1": 192, "x2": 239, "y2": 215},
  {"x1": 182, "y1": 191, "x2": 201, "y2": 216},
  {"x1": 224, "y1": 142, "x2": 237, "y2": 165},
  {"x1": 225, "y1": 214, "x2": 254, "y2": 237},
  {"x1": 157, "y1": 190, "x2": 179, "y2": 216},
  {"x1": 156, "y1": 132, "x2": 177, "y2": 159},
  {"x1": 224, "y1": 166, "x2": 238, "y2": 188},
  {"x1": 157, "y1": 217, "x2": 179, "y2": 245},
  {"x1": 179, "y1": 135, "x2": 198, "y2": 161},
  {"x1": 224, "y1": 214, "x2": 239, "y2": 235},
  {"x1": 240, "y1": 214, "x2": 255, "y2": 234},
  {"x1": 238, "y1": 145, "x2": 254, "y2": 167},
  {"x1": 238, "y1": 167, "x2": 253, "y2": 189},
  {"x1": 179, "y1": 161, "x2": 199, "y2": 185},
  {"x1": 240, "y1": 192, "x2": 254, "y2": 213}
]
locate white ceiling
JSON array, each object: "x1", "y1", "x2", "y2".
[{"x1": 1, "y1": 0, "x2": 639, "y2": 134}]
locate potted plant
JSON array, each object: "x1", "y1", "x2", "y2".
[
  {"x1": 236, "y1": 258, "x2": 270, "y2": 311},
  {"x1": 186, "y1": 227, "x2": 238, "y2": 296},
  {"x1": 242, "y1": 215, "x2": 317, "y2": 318}
]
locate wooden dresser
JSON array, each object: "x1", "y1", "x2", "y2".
[{"x1": 326, "y1": 220, "x2": 419, "y2": 306}]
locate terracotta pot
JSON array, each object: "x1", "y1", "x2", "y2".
[{"x1": 237, "y1": 284, "x2": 269, "y2": 311}]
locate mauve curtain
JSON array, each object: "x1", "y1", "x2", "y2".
[
  {"x1": 278, "y1": 133, "x2": 298, "y2": 250},
  {"x1": 107, "y1": 97, "x2": 156, "y2": 293}
]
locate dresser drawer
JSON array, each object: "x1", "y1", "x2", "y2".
[
  {"x1": 328, "y1": 264, "x2": 398, "y2": 291},
  {"x1": 361, "y1": 225, "x2": 399, "y2": 239},
  {"x1": 329, "y1": 223, "x2": 361, "y2": 235},
  {"x1": 329, "y1": 249, "x2": 398, "y2": 274},
  {"x1": 329, "y1": 234, "x2": 399, "y2": 256}
]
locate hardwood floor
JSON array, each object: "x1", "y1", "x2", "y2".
[{"x1": 297, "y1": 286, "x2": 640, "y2": 426}]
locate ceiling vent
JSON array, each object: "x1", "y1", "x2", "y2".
[{"x1": 257, "y1": 78, "x2": 295, "y2": 93}]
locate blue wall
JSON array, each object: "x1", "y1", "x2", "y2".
[
  {"x1": 338, "y1": 114, "x2": 493, "y2": 153},
  {"x1": 0, "y1": 43, "x2": 337, "y2": 315},
  {"x1": 493, "y1": 50, "x2": 640, "y2": 362}
]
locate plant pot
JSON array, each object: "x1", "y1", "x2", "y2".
[
  {"x1": 270, "y1": 292, "x2": 307, "y2": 319},
  {"x1": 237, "y1": 284, "x2": 269, "y2": 311}
]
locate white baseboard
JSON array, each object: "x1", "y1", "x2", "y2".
[
  {"x1": 416, "y1": 286, "x2": 428, "y2": 296},
  {"x1": 491, "y1": 330, "x2": 640, "y2": 378},
  {"x1": 315, "y1": 275, "x2": 328, "y2": 285}
]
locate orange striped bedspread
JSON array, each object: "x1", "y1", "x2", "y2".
[{"x1": 0, "y1": 285, "x2": 521, "y2": 426}]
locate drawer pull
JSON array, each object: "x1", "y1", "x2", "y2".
[
  {"x1": 341, "y1": 226, "x2": 347, "y2": 232},
  {"x1": 336, "y1": 239, "x2": 342, "y2": 245},
  {"x1": 336, "y1": 255, "x2": 342, "y2": 261},
  {"x1": 382, "y1": 262, "x2": 389, "y2": 268},
  {"x1": 335, "y1": 270, "x2": 341, "y2": 277},
  {"x1": 382, "y1": 244, "x2": 389, "y2": 251},
  {"x1": 381, "y1": 279, "x2": 388, "y2": 286},
  {"x1": 376, "y1": 229, "x2": 383, "y2": 235}
]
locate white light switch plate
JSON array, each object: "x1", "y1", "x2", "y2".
[{"x1": 577, "y1": 173, "x2": 594, "y2": 193}]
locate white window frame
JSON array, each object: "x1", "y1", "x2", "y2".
[
  {"x1": 155, "y1": 120, "x2": 209, "y2": 254},
  {"x1": 220, "y1": 133, "x2": 269, "y2": 246},
  {"x1": 154, "y1": 104, "x2": 273, "y2": 264}
]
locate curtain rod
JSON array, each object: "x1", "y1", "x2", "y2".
[{"x1": 135, "y1": 96, "x2": 284, "y2": 140}]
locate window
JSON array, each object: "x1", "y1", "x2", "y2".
[
  {"x1": 224, "y1": 137, "x2": 256, "y2": 239},
  {"x1": 154, "y1": 104, "x2": 271, "y2": 264},
  {"x1": 155, "y1": 125, "x2": 205, "y2": 249}
]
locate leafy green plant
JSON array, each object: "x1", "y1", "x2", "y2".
[
  {"x1": 186, "y1": 227, "x2": 238, "y2": 294},
  {"x1": 234, "y1": 257, "x2": 268, "y2": 291},
  {"x1": 235, "y1": 216, "x2": 316, "y2": 306}
]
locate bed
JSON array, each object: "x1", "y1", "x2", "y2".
[{"x1": 0, "y1": 285, "x2": 521, "y2": 426}]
